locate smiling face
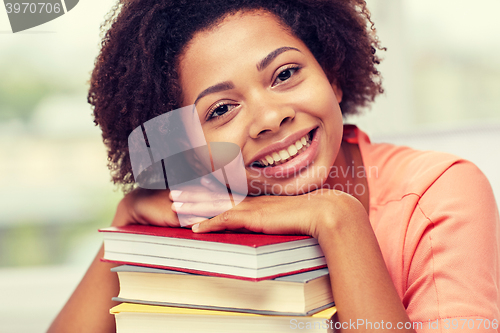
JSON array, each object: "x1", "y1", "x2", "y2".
[{"x1": 178, "y1": 10, "x2": 344, "y2": 195}]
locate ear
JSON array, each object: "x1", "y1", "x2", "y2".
[{"x1": 331, "y1": 81, "x2": 343, "y2": 104}]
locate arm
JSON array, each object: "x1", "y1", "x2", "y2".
[
  {"x1": 316, "y1": 194, "x2": 414, "y2": 332},
  {"x1": 47, "y1": 189, "x2": 177, "y2": 333},
  {"x1": 178, "y1": 189, "x2": 414, "y2": 332},
  {"x1": 402, "y1": 161, "x2": 500, "y2": 331},
  {"x1": 47, "y1": 245, "x2": 119, "y2": 333}
]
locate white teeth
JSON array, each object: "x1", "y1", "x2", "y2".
[
  {"x1": 257, "y1": 133, "x2": 312, "y2": 167},
  {"x1": 265, "y1": 155, "x2": 274, "y2": 165},
  {"x1": 287, "y1": 145, "x2": 298, "y2": 156},
  {"x1": 279, "y1": 149, "x2": 290, "y2": 160}
]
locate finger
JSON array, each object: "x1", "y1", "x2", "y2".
[
  {"x1": 169, "y1": 188, "x2": 230, "y2": 203},
  {"x1": 192, "y1": 209, "x2": 272, "y2": 234},
  {"x1": 200, "y1": 175, "x2": 248, "y2": 206},
  {"x1": 200, "y1": 174, "x2": 227, "y2": 192},
  {"x1": 172, "y1": 200, "x2": 233, "y2": 217},
  {"x1": 192, "y1": 211, "x2": 248, "y2": 233},
  {"x1": 192, "y1": 205, "x2": 310, "y2": 235}
]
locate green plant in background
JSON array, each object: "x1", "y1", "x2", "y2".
[
  {"x1": 0, "y1": 58, "x2": 79, "y2": 122},
  {"x1": 0, "y1": 192, "x2": 120, "y2": 267}
]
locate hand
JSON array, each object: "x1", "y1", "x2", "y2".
[
  {"x1": 111, "y1": 188, "x2": 179, "y2": 227},
  {"x1": 169, "y1": 174, "x2": 244, "y2": 227},
  {"x1": 171, "y1": 187, "x2": 362, "y2": 238},
  {"x1": 111, "y1": 174, "x2": 232, "y2": 228}
]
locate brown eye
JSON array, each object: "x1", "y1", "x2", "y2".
[
  {"x1": 277, "y1": 69, "x2": 293, "y2": 81},
  {"x1": 213, "y1": 105, "x2": 229, "y2": 117},
  {"x1": 208, "y1": 103, "x2": 237, "y2": 120},
  {"x1": 273, "y1": 67, "x2": 299, "y2": 86}
]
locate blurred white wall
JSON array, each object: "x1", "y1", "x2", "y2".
[
  {"x1": 351, "y1": 0, "x2": 500, "y2": 134},
  {"x1": 352, "y1": 0, "x2": 500, "y2": 207}
]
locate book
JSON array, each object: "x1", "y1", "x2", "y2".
[
  {"x1": 100, "y1": 225, "x2": 326, "y2": 281},
  {"x1": 111, "y1": 265, "x2": 334, "y2": 316},
  {"x1": 111, "y1": 302, "x2": 337, "y2": 333}
]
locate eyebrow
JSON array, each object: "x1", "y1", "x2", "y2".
[
  {"x1": 257, "y1": 46, "x2": 301, "y2": 71},
  {"x1": 194, "y1": 46, "x2": 301, "y2": 104},
  {"x1": 194, "y1": 81, "x2": 235, "y2": 105}
]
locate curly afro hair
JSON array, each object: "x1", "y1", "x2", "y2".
[{"x1": 89, "y1": 0, "x2": 385, "y2": 191}]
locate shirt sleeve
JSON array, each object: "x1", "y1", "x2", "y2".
[{"x1": 403, "y1": 160, "x2": 500, "y2": 332}]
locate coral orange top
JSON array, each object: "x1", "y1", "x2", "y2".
[{"x1": 344, "y1": 125, "x2": 500, "y2": 332}]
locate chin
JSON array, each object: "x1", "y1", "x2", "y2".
[{"x1": 247, "y1": 174, "x2": 327, "y2": 197}]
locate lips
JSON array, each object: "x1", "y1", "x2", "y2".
[
  {"x1": 248, "y1": 127, "x2": 316, "y2": 167},
  {"x1": 247, "y1": 127, "x2": 320, "y2": 179},
  {"x1": 251, "y1": 133, "x2": 312, "y2": 167}
]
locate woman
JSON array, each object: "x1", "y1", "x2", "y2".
[{"x1": 49, "y1": 1, "x2": 500, "y2": 331}]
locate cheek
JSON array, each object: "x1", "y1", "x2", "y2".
[
  {"x1": 295, "y1": 79, "x2": 340, "y2": 118},
  {"x1": 324, "y1": 102, "x2": 344, "y2": 165},
  {"x1": 203, "y1": 129, "x2": 244, "y2": 148},
  {"x1": 319, "y1": 89, "x2": 342, "y2": 121},
  {"x1": 313, "y1": 84, "x2": 343, "y2": 133},
  {"x1": 201, "y1": 113, "x2": 250, "y2": 150}
]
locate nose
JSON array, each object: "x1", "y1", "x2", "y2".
[{"x1": 248, "y1": 96, "x2": 295, "y2": 138}]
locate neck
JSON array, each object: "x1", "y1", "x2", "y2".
[{"x1": 325, "y1": 141, "x2": 370, "y2": 213}]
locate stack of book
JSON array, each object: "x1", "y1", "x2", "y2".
[{"x1": 100, "y1": 225, "x2": 336, "y2": 333}]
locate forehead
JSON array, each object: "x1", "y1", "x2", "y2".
[{"x1": 178, "y1": 11, "x2": 309, "y2": 101}]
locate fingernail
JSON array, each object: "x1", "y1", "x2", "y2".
[
  {"x1": 172, "y1": 202, "x2": 183, "y2": 210},
  {"x1": 170, "y1": 190, "x2": 182, "y2": 200},
  {"x1": 192, "y1": 223, "x2": 200, "y2": 232},
  {"x1": 202, "y1": 177, "x2": 212, "y2": 184}
]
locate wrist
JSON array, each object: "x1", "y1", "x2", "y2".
[{"x1": 314, "y1": 189, "x2": 369, "y2": 244}]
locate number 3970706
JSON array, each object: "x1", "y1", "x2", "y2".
[
  {"x1": 442, "y1": 318, "x2": 498, "y2": 330},
  {"x1": 5, "y1": 3, "x2": 62, "y2": 14}
]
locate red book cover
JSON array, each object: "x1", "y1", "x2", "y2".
[
  {"x1": 99, "y1": 225, "x2": 313, "y2": 247},
  {"x1": 99, "y1": 225, "x2": 326, "y2": 281},
  {"x1": 100, "y1": 260, "x2": 326, "y2": 282}
]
